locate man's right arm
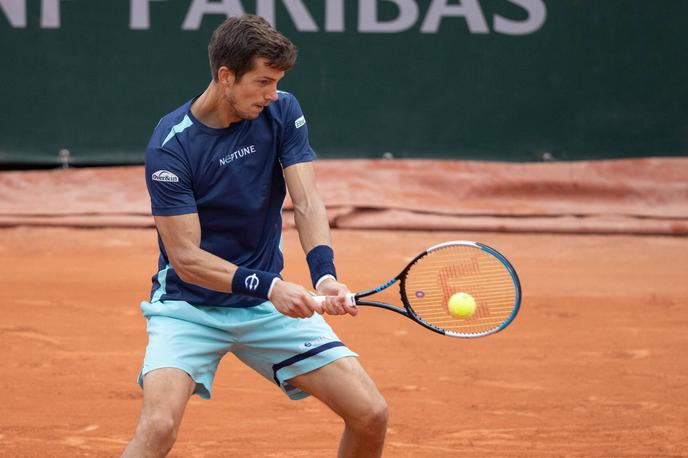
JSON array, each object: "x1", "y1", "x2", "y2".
[{"x1": 154, "y1": 213, "x2": 322, "y2": 318}]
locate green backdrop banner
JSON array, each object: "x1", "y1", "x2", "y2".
[{"x1": 1, "y1": 0, "x2": 686, "y2": 164}]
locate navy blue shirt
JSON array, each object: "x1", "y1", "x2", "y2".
[{"x1": 145, "y1": 91, "x2": 316, "y2": 307}]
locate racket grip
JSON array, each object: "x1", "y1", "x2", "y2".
[{"x1": 312, "y1": 293, "x2": 356, "y2": 307}]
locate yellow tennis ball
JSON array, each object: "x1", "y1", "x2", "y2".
[{"x1": 448, "y1": 292, "x2": 476, "y2": 319}]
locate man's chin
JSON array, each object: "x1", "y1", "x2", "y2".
[
  {"x1": 239, "y1": 112, "x2": 260, "y2": 121},
  {"x1": 239, "y1": 108, "x2": 263, "y2": 121}
]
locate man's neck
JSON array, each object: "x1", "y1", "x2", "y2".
[{"x1": 190, "y1": 82, "x2": 240, "y2": 129}]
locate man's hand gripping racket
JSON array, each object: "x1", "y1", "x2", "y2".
[{"x1": 314, "y1": 241, "x2": 522, "y2": 338}]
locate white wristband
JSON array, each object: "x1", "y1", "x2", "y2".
[
  {"x1": 315, "y1": 274, "x2": 337, "y2": 290},
  {"x1": 267, "y1": 277, "x2": 281, "y2": 299}
]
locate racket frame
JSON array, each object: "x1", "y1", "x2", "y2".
[{"x1": 354, "y1": 240, "x2": 522, "y2": 338}]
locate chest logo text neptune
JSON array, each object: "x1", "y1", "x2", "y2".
[{"x1": 220, "y1": 145, "x2": 256, "y2": 166}]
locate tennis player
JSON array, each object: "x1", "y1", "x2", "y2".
[{"x1": 121, "y1": 15, "x2": 387, "y2": 458}]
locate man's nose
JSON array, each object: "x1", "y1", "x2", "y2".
[{"x1": 266, "y1": 88, "x2": 279, "y2": 102}]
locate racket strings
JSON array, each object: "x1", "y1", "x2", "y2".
[{"x1": 403, "y1": 244, "x2": 517, "y2": 335}]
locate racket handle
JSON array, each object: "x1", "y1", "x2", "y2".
[{"x1": 312, "y1": 293, "x2": 356, "y2": 307}]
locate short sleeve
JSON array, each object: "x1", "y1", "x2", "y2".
[
  {"x1": 144, "y1": 146, "x2": 197, "y2": 216},
  {"x1": 279, "y1": 94, "x2": 317, "y2": 168}
]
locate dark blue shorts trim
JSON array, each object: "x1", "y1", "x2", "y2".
[{"x1": 272, "y1": 341, "x2": 346, "y2": 386}]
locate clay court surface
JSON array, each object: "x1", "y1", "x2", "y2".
[{"x1": 1, "y1": 226, "x2": 687, "y2": 457}]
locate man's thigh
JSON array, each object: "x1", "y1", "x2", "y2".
[
  {"x1": 140, "y1": 368, "x2": 196, "y2": 424},
  {"x1": 230, "y1": 303, "x2": 358, "y2": 400},
  {"x1": 287, "y1": 357, "x2": 385, "y2": 418},
  {"x1": 138, "y1": 300, "x2": 233, "y2": 399}
]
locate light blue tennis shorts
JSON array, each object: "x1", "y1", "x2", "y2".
[{"x1": 137, "y1": 300, "x2": 357, "y2": 400}]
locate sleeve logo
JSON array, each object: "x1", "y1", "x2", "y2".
[
  {"x1": 294, "y1": 115, "x2": 306, "y2": 129},
  {"x1": 151, "y1": 170, "x2": 179, "y2": 182}
]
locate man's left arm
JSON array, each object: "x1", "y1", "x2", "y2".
[{"x1": 284, "y1": 162, "x2": 357, "y2": 316}]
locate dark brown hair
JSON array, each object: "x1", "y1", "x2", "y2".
[{"x1": 208, "y1": 15, "x2": 297, "y2": 82}]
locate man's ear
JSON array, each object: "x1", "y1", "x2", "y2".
[{"x1": 217, "y1": 66, "x2": 236, "y2": 87}]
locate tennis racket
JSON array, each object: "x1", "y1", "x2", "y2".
[{"x1": 314, "y1": 241, "x2": 521, "y2": 338}]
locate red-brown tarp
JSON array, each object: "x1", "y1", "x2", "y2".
[{"x1": 1, "y1": 158, "x2": 686, "y2": 235}]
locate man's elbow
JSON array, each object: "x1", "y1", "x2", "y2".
[
  {"x1": 168, "y1": 251, "x2": 197, "y2": 283},
  {"x1": 293, "y1": 199, "x2": 324, "y2": 218}
]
